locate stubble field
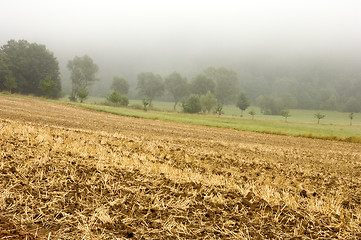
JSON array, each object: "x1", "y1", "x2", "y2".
[{"x1": 0, "y1": 96, "x2": 360, "y2": 239}]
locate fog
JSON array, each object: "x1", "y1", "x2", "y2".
[{"x1": 1, "y1": 0, "x2": 361, "y2": 95}]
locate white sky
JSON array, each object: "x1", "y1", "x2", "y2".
[{"x1": 1, "y1": 0, "x2": 361, "y2": 78}]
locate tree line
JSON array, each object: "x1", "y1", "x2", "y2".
[
  {"x1": 1, "y1": 39, "x2": 360, "y2": 114},
  {"x1": 0, "y1": 40, "x2": 61, "y2": 98}
]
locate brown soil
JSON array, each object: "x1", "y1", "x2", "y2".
[{"x1": 0, "y1": 96, "x2": 360, "y2": 239}]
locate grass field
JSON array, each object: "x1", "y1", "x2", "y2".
[
  {"x1": 73, "y1": 102, "x2": 361, "y2": 142},
  {"x1": 75, "y1": 96, "x2": 360, "y2": 125},
  {"x1": 0, "y1": 95, "x2": 361, "y2": 239}
]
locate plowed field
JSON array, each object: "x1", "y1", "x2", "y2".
[{"x1": 0, "y1": 96, "x2": 360, "y2": 239}]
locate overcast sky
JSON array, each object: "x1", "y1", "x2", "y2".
[{"x1": 1, "y1": 0, "x2": 361, "y2": 82}]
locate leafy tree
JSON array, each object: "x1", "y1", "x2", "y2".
[
  {"x1": 349, "y1": 112, "x2": 354, "y2": 126},
  {"x1": 204, "y1": 67, "x2": 239, "y2": 105},
  {"x1": 182, "y1": 95, "x2": 201, "y2": 113},
  {"x1": 137, "y1": 72, "x2": 164, "y2": 106},
  {"x1": 4, "y1": 71, "x2": 17, "y2": 93},
  {"x1": 236, "y1": 92, "x2": 250, "y2": 117},
  {"x1": 1, "y1": 39, "x2": 61, "y2": 97},
  {"x1": 107, "y1": 91, "x2": 128, "y2": 106},
  {"x1": 281, "y1": 109, "x2": 291, "y2": 122},
  {"x1": 77, "y1": 87, "x2": 88, "y2": 103},
  {"x1": 314, "y1": 112, "x2": 325, "y2": 124},
  {"x1": 111, "y1": 76, "x2": 129, "y2": 95},
  {"x1": 190, "y1": 73, "x2": 215, "y2": 95},
  {"x1": 39, "y1": 75, "x2": 56, "y2": 98},
  {"x1": 200, "y1": 91, "x2": 217, "y2": 113},
  {"x1": 0, "y1": 51, "x2": 10, "y2": 90},
  {"x1": 164, "y1": 71, "x2": 188, "y2": 110},
  {"x1": 248, "y1": 109, "x2": 256, "y2": 120},
  {"x1": 67, "y1": 55, "x2": 98, "y2": 101}
]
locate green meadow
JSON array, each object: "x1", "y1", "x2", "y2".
[
  {"x1": 75, "y1": 100, "x2": 361, "y2": 142},
  {"x1": 3, "y1": 93, "x2": 361, "y2": 142}
]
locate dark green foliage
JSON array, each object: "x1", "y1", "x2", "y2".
[
  {"x1": 0, "y1": 51, "x2": 10, "y2": 90},
  {"x1": 200, "y1": 91, "x2": 217, "y2": 113},
  {"x1": 106, "y1": 91, "x2": 129, "y2": 106},
  {"x1": 164, "y1": 71, "x2": 188, "y2": 110},
  {"x1": 4, "y1": 71, "x2": 17, "y2": 93},
  {"x1": 182, "y1": 95, "x2": 201, "y2": 113},
  {"x1": 137, "y1": 72, "x2": 164, "y2": 106},
  {"x1": 236, "y1": 92, "x2": 250, "y2": 116},
  {"x1": 39, "y1": 75, "x2": 56, "y2": 98},
  {"x1": 190, "y1": 73, "x2": 215, "y2": 95},
  {"x1": 111, "y1": 76, "x2": 129, "y2": 95},
  {"x1": 67, "y1": 55, "x2": 98, "y2": 101},
  {"x1": 1, "y1": 39, "x2": 61, "y2": 98}
]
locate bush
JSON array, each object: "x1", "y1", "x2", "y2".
[
  {"x1": 106, "y1": 91, "x2": 129, "y2": 106},
  {"x1": 182, "y1": 95, "x2": 201, "y2": 113}
]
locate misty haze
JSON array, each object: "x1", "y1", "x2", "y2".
[{"x1": 0, "y1": 0, "x2": 361, "y2": 239}]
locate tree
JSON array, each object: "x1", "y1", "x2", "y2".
[
  {"x1": 39, "y1": 75, "x2": 56, "y2": 98},
  {"x1": 281, "y1": 109, "x2": 291, "y2": 122},
  {"x1": 111, "y1": 76, "x2": 129, "y2": 95},
  {"x1": 136, "y1": 72, "x2": 164, "y2": 106},
  {"x1": 0, "y1": 51, "x2": 10, "y2": 91},
  {"x1": 4, "y1": 71, "x2": 17, "y2": 93},
  {"x1": 248, "y1": 109, "x2": 256, "y2": 120},
  {"x1": 77, "y1": 87, "x2": 88, "y2": 103},
  {"x1": 200, "y1": 91, "x2": 217, "y2": 113},
  {"x1": 190, "y1": 73, "x2": 215, "y2": 95},
  {"x1": 142, "y1": 99, "x2": 150, "y2": 111},
  {"x1": 182, "y1": 95, "x2": 201, "y2": 113},
  {"x1": 204, "y1": 67, "x2": 239, "y2": 105},
  {"x1": 1, "y1": 39, "x2": 61, "y2": 98},
  {"x1": 349, "y1": 112, "x2": 354, "y2": 126},
  {"x1": 67, "y1": 55, "x2": 98, "y2": 101},
  {"x1": 107, "y1": 91, "x2": 129, "y2": 106},
  {"x1": 165, "y1": 71, "x2": 188, "y2": 110},
  {"x1": 236, "y1": 92, "x2": 250, "y2": 117},
  {"x1": 314, "y1": 112, "x2": 325, "y2": 124}
]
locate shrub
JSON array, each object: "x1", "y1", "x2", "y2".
[
  {"x1": 106, "y1": 91, "x2": 129, "y2": 106},
  {"x1": 182, "y1": 95, "x2": 201, "y2": 113}
]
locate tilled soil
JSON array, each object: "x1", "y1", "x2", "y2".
[{"x1": 0, "y1": 96, "x2": 360, "y2": 239}]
